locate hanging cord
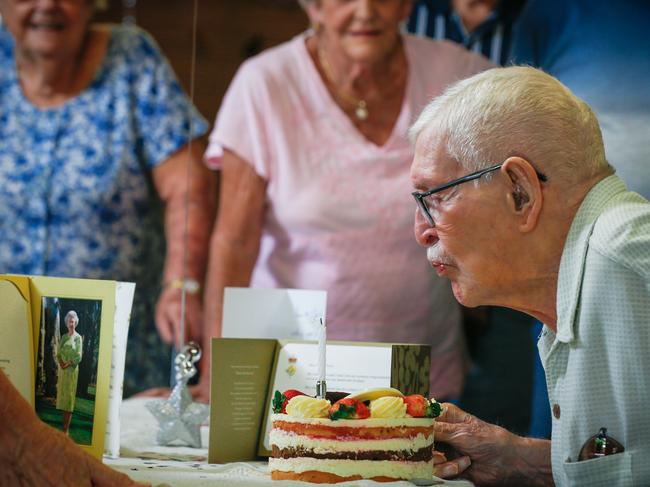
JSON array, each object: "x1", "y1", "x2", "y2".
[{"x1": 178, "y1": 0, "x2": 200, "y2": 353}]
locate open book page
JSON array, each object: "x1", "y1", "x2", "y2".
[
  {"x1": 222, "y1": 288, "x2": 327, "y2": 340},
  {"x1": 0, "y1": 278, "x2": 34, "y2": 406},
  {"x1": 104, "y1": 282, "x2": 135, "y2": 458}
]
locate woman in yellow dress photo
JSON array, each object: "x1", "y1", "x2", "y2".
[{"x1": 56, "y1": 310, "x2": 83, "y2": 435}]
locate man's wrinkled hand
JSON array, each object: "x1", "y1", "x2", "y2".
[
  {"x1": 10, "y1": 422, "x2": 150, "y2": 487},
  {"x1": 433, "y1": 403, "x2": 521, "y2": 485}
]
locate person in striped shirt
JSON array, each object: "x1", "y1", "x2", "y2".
[{"x1": 406, "y1": 0, "x2": 526, "y2": 66}]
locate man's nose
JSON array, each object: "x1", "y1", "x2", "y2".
[{"x1": 413, "y1": 207, "x2": 438, "y2": 247}]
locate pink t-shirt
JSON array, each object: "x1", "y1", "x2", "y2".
[{"x1": 206, "y1": 33, "x2": 491, "y2": 399}]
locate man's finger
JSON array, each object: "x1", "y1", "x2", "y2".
[
  {"x1": 433, "y1": 420, "x2": 465, "y2": 442},
  {"x1": 432, "y1": 450, "x2": 447, "y2": 464},
  {"x1": 437, "y1": 403, "x2": 474, "y2": 424},
  {"x1": 435, "y1": 456, "x2": 471, "y2": 479}
]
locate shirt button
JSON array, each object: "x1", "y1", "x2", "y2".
[{"x1": 553, "y1": 403, "x2": 561, "y2": 419}]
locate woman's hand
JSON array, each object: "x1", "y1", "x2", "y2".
[
  {"x1": 433, "y1": 403, "x2": 553, "y2": 486},
  {"x1": 155, "y1": 288, "x2": 203, "y2": 347},
  {"x1": 152, "y1": 141, "x2": 216, "y2": 347}
]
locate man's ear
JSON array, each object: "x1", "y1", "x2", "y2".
[{"x1": 502, "y1": 157, "x2": 543, "y2": 233}]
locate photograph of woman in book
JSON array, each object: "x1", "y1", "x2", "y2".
[
  {"x1": 35, "y1": 297, "x2": 102, "y2": 446},
  {"x1": 57, "y1": 310, "x2": 83, "y2": 436}
]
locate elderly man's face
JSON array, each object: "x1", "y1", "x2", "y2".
[{"x1": 410, "y1": 127, "x2": 512, "y2": 307}]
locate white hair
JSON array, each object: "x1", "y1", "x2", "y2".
[
  {"x1": 409, "y1": 66, "x2": 610, "y2": 183},
  {"x1": 65, "y1": 310, "x2": 79, "y2": 326}
]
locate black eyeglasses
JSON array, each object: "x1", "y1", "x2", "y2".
[{"x1": 412, "y1": 163, "x2": 548, "y2": 227}]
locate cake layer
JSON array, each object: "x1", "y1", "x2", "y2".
[
  {"x1": 271, "y1": 414, "x2": 433, "y2": 428},
  {"x1": 272, "y1": 420, "x2": 433, "y2": 440},
  {"x1": 269, "y1": 457, "x2": 434, "y2": 480},
  {"x1": 270, "y1": 428, "x2": 433, "y2": 453},
  {"x1": 272, "y1": 445, "x2": 433, "y2": 461},
  {"x1": 271, "y1": 470, "x2": 402, "y2": 484}
]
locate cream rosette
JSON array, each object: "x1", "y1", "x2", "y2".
[
  {"x1": 285, "y1": 395, "x2": 330, "y2": 418},
  {"x1": 369, "y1": 396, "x2": 407, "y2": 418}
]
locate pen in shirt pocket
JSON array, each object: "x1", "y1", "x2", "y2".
[{"x1": 578, "y1": 427, "x2": 624, "y2": 461}]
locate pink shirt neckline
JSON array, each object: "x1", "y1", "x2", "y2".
[{"x1": 296, "y1": 32, "x2": 414, "y2": 152}]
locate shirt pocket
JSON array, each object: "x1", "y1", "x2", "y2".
[{"x1": 562, "y1": 451, "x2": 633, "y2": 487}]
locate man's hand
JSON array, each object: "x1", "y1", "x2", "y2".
[
  {"x1": 155, "y1": 288, "x2": 202, "y2": 347},
  {"x1": 433, "y1": 403, "x2": 552, "y2": 486},
  {"x1": 9, "y1": 422, "x2": 149, "y2": 487},
  {"x1": 1, "y1": 370, "x2": 149, "y2": 487}
]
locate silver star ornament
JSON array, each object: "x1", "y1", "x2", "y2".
[{"x1": 146, "y1": 342, "x2": 209, "y2": 448}]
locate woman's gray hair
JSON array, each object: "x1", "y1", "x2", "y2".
[
  {"x1": 409, "y1": 66, "x2": 610, "y2": 183},
  {"x1": 65, "y1": 310, "x2": 79, "y2": 326}
]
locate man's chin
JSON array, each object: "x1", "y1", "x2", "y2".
[{"x1": 451, "y1": 281, "x2": 474, "y2": 306}]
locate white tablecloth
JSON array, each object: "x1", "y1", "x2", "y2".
[{"x1": 106, "y1": 398, "x2": 474, "y2": 487}]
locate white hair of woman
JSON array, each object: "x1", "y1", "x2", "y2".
[
  {"x1": 409, "y1": 66, "x2": 611, "y2": 184},
  {"x1": 64, "y1": 310, "x2": 79, "y2": 326}
]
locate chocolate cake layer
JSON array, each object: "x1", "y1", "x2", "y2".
[{"x1": 272, "y1": 445, "x2": 433, "y2": 462}]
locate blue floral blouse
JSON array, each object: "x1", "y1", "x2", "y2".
[{"x1": 0, "y1": 23, "x2": 208, "y2": 394}]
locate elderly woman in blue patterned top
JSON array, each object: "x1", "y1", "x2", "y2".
[{"x1": 0, "y1": 0, "x2": 216, "y2": 394}]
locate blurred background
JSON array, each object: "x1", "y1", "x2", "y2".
[{"x1": 96, "y1": 0, "x2": 309, "y2": 123}]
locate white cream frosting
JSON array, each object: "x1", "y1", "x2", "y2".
[
  {"x1": 271, "y1": 414, "x2": 433, "y2": 428},
  {"x1": 370, "y1": 396, "x2": 407, "y2": 418},
  {"x1": 269, "y1": 457, "x2": 434, "y2": 479},
  {"x1": 269, "y1": 429, "x2": 433, "y2": 453},
  {"x1": 285, "y1": 395, "x2": 330, "y2": 419}
]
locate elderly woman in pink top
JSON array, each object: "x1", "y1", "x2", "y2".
[{"x1": 201, "y1": 0, "x2": 492, "y2": 402}]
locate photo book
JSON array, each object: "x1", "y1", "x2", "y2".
[
  {"x1": 0, "y1": 275, "x2": 135, "y2": 460},
  {"x1": 208, "y1": 337, "x2": 431, "y2": 463}
]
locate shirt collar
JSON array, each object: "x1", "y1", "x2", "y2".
[{"x1": 555, "y1": 174, "x2": 627, "y2": 342}]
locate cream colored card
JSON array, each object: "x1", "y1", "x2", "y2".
[
  {"x1": 209, "y1": 338, "x2": 278, "y2": 463},
  {"x1": 29, "y1": 276, "x2": 115, "y2": 460},
  {"x1": 0, "y1": 279, "x2": 34, "y2": 406},
  {"x1": 222, "y1": 287, "x2": 327, "y2": 340},
  {"x1": 0, "y1": 274, "x2": 135, "y2": 461},
  {"x1": 104, "y1": 281, "x2": 136, "y2": 458}
]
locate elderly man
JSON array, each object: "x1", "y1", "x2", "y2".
[{"x1": 409, "y1": 66, "x2": 650, "y2": 486}]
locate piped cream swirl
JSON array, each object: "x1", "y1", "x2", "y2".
[
  {"x1": 370, "y1": 396, "x2": 407, "y2": 418},
  {"x1": 286, "y1": 395, "x2": 330, "y2": 418}
]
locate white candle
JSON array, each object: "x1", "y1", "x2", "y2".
[{"x1": 318, "y1": 318, "x2": 327, "y2": 383}]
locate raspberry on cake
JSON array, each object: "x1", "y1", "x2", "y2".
[{"x1": 268, "y1": 388, "x2": 441, "y2": 483}]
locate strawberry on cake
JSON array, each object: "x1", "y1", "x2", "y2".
[{"x1": 269, "y1": 388, "x2": 441, "y2": 483}]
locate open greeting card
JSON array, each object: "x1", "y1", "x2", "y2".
[
  {"x1": 208, "y1": 338, "x2": 431, "y2": 463},
  {"x1": 0, "y1": 275, "x2": 134, "y2": 460}
]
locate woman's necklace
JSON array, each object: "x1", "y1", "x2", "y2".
[{"x1": 317, "y1": 48, "x2": 369, "y2": 121}]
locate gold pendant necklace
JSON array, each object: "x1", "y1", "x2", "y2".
[{"x1": 318, "y1": 48, "x2": 369, "y2": 121}]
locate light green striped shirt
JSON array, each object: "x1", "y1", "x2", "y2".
[{"x1": 539, "y1": 174, "x2": 650, "y2": 486}]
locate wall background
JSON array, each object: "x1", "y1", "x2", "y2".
[{"x1": 96, "y1": 0, "x2": 308, "y2": 123}]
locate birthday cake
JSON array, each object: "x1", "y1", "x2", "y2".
[{"x1": 269, "y1": 388, "x2": 441, "y2": 483}]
